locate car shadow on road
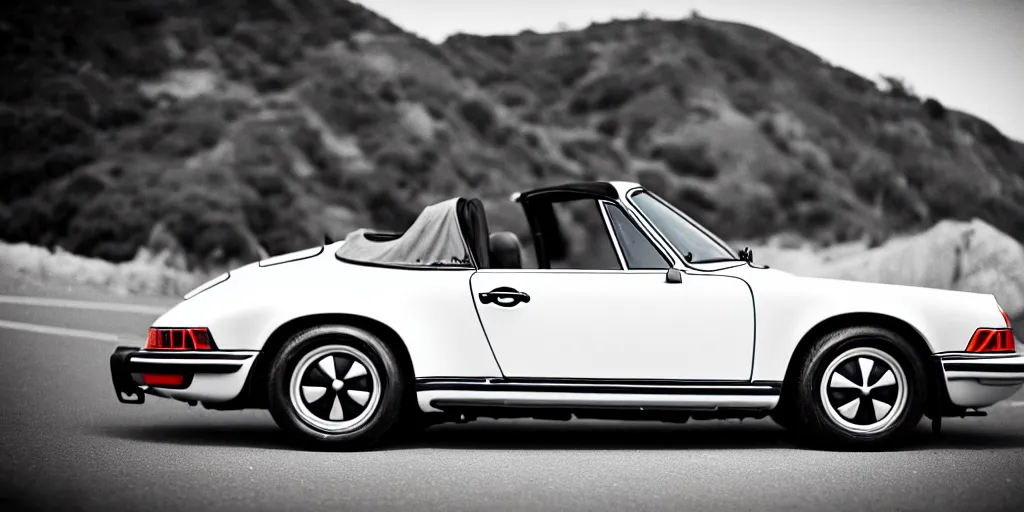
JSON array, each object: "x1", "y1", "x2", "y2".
[
  {"x1": 89, "y1": 418, "x2": 1024, "y2": 452},
  {"x1": 403, "y1": 419, "x2": 1024, "y2": 451},
  {"x1": 89, "y1": 423, "x2": 300, "y2": 451},
  {"x1": 406, "y1": 420, "x2": 797, "y2": 450}
]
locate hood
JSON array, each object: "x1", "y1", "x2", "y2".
[{"x1": 726, "y1": 262, "x2": 997, "y2": 301}]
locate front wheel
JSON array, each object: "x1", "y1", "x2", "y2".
[
  {"x1": 792, "y1": 326, "x2": 927, "y2": 450},
  {"x1": 267, "y1": 325, "x2": 405, "y2": 450}
]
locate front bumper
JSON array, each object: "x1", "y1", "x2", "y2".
[
  {"x1": 110, "y1": 346, "x2": 258, "y2": 404},
  {"x1": 938, "y1": 353, "x2": 1024, "y2": 408}
]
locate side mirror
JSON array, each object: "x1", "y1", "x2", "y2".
[
  {"x1": 738, "y1": 247, "x2": 754, "y2": 263},
  {"x1": 666, "y1": 268, "x2": 683, "y2": 284}
]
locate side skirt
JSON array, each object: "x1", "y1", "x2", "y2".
[{"x1": 415, "y1": 378, "x2": 781, "y2": 422}]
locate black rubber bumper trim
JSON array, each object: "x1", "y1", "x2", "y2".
[
  {"x1": 943, "y1": 363, "x2": 1024, "y2": 373},
  {"x1": 112, "y1": 347, "x2": 251, "y2": 404},
  {"x1": 129, "y1": 362, "x2": 243, "y2": 374},
  {"x1": 110, "y1": 346, "x2": 145, "y2": 404},
  {"x1": 129, "y1": 351, "x2": 252, "y2": 360}
]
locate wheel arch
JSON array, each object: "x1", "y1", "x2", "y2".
[
  {"x1": 779, "y1": 312, "x2": 936, "y2": 402},
  {"x1": 246, "y1": 313, "x2": 416, "y2": 408}
]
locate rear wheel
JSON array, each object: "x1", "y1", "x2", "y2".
[
  {"x1": 267, "y1": 325, "x2": 405, "y2": 450},
  {"x1": 792, "y1": 326, "x2": 927, "y2": 450}
]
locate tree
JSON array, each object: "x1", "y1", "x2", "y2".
[
  {"x1": 879, "y1": 75, "x2": 917, "y2": 100},
  {"x1": 923, "y1": 98, "x2": 946, "y2": 121}
]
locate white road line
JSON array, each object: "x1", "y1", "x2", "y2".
[
  {"x1": 0, "y1": 295, "x2": 168, "y2": 315},
  {"x1": 1008, "y1": 401, "x2": 1024, "y2": 408},
  {"x1": 0, "y1": 319, "x2": 134, "y2": 342}
]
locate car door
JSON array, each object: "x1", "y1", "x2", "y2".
[{"x1": 470, "y1": 200, "x2": 756, "y2": 381}]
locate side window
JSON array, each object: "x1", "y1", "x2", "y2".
[
  {"x1": 604, "y1": 204, "x2": 670, "y2": 270},
  {"x1": 549, "y1": 199, "x2": 621, "y2": 270}
]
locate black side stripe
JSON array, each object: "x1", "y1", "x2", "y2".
[{"x1": 416, "y1": 379, "x2": 781, "y2": 396}]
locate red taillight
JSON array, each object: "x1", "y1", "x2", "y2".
[
  {"x1": 145, "y1": 328, "x2": 216, "y2": 350},
  {"x1": 965, "y1": 328, "x2": 1016, "y2": 353},
  {"x1": 141, "y1": 373, "x2": 184, "y2": 386}
]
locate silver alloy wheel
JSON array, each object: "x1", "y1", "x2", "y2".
[
  {"x1": 289, "y1": 344, "x2": 382, "y2": 433},
  {"x1": 819, "y1": 346, "x2": 908, "y2": 434}
]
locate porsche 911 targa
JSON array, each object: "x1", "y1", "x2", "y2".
[{"x1": 110, "y1": 181, "x2": 1024, "y2": 450}]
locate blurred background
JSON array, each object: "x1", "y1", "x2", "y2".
[{"x1": 2, "y1": 0, "x2": 1024, "y2": 319}]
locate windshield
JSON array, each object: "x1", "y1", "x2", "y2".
[{"x1": 628, "y1": 190, "x2": 738, "y2": 264}]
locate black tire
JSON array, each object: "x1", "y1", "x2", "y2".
[
  {"x1": 267, "y1": 325, "x2": 406, "y2": 450},
  {"x1": 769, "y1": 397, "x2": 797, "y2": 431},
  {"x1": 792, "y1": 326, "x2": 927, "y2": 450}
]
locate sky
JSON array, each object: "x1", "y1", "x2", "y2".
[{"x1": 361, "y1": 0, "x2": 1024, "y2": 142}]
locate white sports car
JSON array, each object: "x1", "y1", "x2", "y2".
[{"x1": 110, "y1": 181, "x2": 1024, "y2": 450}]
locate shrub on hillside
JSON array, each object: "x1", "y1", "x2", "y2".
[
  {"x1": 923, "y1": 98, "x2": 946, "y2": 121},
  {"x1": 375, "y1": 140, "x2": 437, "y2": 177},
  {"x1": 896, "y1": 153, "x2": 982, "y2": 220},
  {"x1": 568, "y1": 74, "x2": 637, "y2": 114},
  {"x1": 758, "y1": 111, "x2": 806, "y2": 152},
  {"x1": 625, "y1": 115, "x2": 658, "y2": 152},
  {"x1": 233, "y1": 20, "x2": 304, "y2": 67},
  {"x1": 190, "y1": 213, "x2": 258, "y2": 264},
  {"x1": 879, "y1": 75, "x2": 918, "y2": 101},
  {"x1": 848, "y1": 151, "x2": 897, "y2": 202},
  {"x1": 832, "y1": 66, "x2": 877, "y2": 94},
  {"x1": 364, "y1": 186, "x2": 421, "y2": 232},
  {"x1": 65, "y1": 194, "x2": 151, "y2": 262},
  {"x1": 692, "y1": 23, "x2": 731, "y2": 59},
  {"x1": 561, "y1": 138, "x2": 626, "y2": 178},
  {"x1": 708, "y1": 181, "x2": 780, "y2": 240},
  {"x1": 673, "y1": 183, "x2": 718, "y2": 213},
  {"x1": 126, "y1": 97, "x2": 233, "y2": 157},
  {"x1": 47, "y1": 168, "x2": 112, "y2": 240},
  {"x1": 729, "y1": 82, "x2": 771, "y2": 115},
  {"x1": 497, "y1": 86, "x2": 532, "y2": 108},
  {"x1": 0, "y1": 107, "x2": 99, "y2": 202},
  {"x1": 548, "y1": 50, "x2": 595, "y2": 87},
  {"x1": 651, "y1": 142, "x2": 718, "y2": 178},
  {"x1": 958, "y1": 115, "x2": 1011, "y2": 151},
  {"x1": 635, "y1": 167, "x2": 671, "y2": 196},
  {"x1": 596, "y1": 116, "x2": 619, "y2": 138},
  {"x1": 459, "y1": 97, "x2": 496, "y2": 135},
  {"x1": 758, "y1": 163, "x2": 821, "y2": 208}
]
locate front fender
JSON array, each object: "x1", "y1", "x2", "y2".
[{"x1": 722, "y1": 267, "x2": 1005, "y2": 381}]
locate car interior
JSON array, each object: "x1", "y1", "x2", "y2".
[{"x1": 456, "y1": 194, "x2": 632, "y2": 271}]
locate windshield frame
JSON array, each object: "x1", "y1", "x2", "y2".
[{"x1": 624, "y1": 188, "x2": 739, "y2": 264}]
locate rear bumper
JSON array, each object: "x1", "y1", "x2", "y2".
[
  {"x1": 110, "y1": 346, "x2": 258, "y2": 404},
  {"x1": 938, "y1": 353, "x2": 1024, "y2": 408}
]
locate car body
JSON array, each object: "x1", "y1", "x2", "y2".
[{"x1": 110, "y1": 181, "x2": 1024, "y2": 450}]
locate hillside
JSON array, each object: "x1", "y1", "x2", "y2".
[{"x1": 3, "y1": 1, "x2": 1024, "y2": 271}]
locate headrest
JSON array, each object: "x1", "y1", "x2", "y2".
[
  {"x1": 457, "y1": 197, "x2": 490, "y2": 268},
  {"x1": 488, "y1": 232, "x2": 523, "y2": 269}
]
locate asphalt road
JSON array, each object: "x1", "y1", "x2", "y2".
[{"x1": 2, "y1": 277, "x2": 1024, "y2": 511}]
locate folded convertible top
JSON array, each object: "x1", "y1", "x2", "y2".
[{"x1": 335, "y1": 198, "x2": 475, "y2": 268}]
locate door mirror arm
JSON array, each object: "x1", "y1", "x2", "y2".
[{"x1": 666, "y1": 268, "x2": 683, "y2": 284}]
